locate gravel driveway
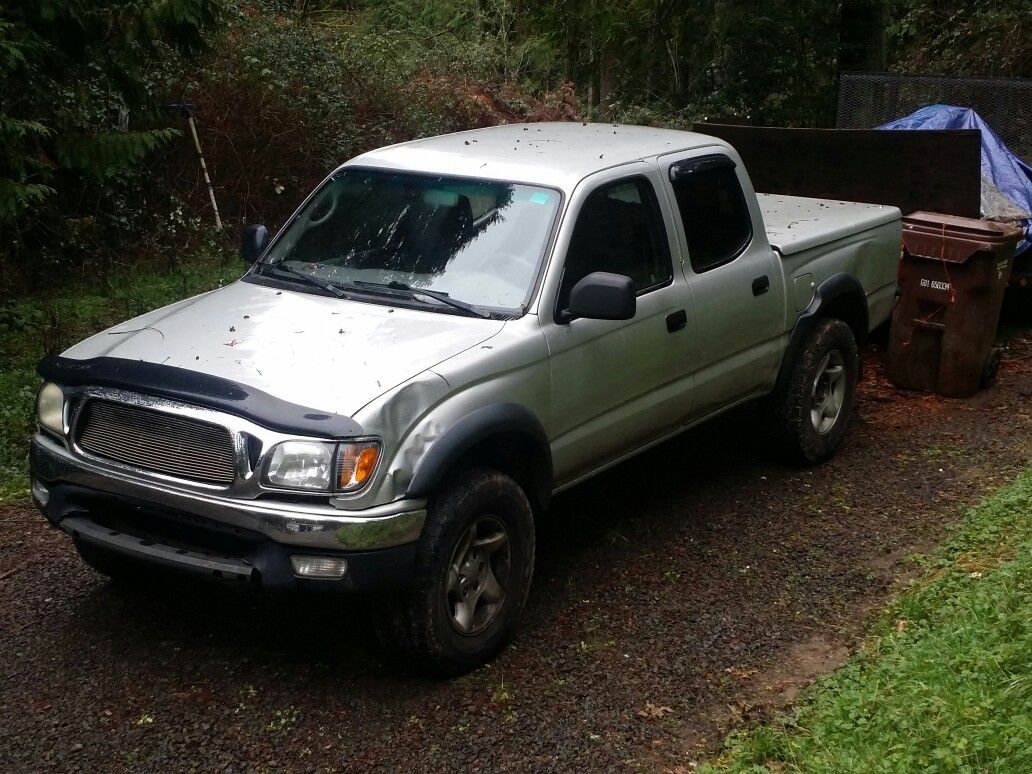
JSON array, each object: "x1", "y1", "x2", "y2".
[{"x1": 2, "y1": 339, "x2": 1030, "y2": 772}]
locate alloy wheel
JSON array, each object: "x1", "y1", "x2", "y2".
[
  {"x1": 445, "y1": 515, "x2": 511, "y2": 636},
  {"x1": 810, "y1": 349, "x2": 846, "y2": 435}
]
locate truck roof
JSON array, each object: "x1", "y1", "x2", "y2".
[{"x1": 347, "y1": 122, "x2": 728, "y2": 191}]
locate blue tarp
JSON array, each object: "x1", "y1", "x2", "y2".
[{"x1": 878, "y1": 104, "x2": 1032, "y2": 255}]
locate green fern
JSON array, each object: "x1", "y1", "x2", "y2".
[{"x1": 0, "y1": 179, "x2": 55, "y2": 220}]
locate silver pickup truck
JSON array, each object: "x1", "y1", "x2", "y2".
[{"x1": 30, "y1": 123, "x2": 900, "y2": 673}]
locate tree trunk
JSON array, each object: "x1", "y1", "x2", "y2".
[
  {"x1": 599, "y1": 48, "x2": 615, "y2": 104},
  {"x1": 590, "y1": 45, "x2": 601, "y2": 107},
  {"x1": 839, "y1": 0, "x2": 887, "y2": 71}
]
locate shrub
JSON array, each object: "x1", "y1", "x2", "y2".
[{"x1": 165, "y1": 5, "x2": 577, "y2": 232}]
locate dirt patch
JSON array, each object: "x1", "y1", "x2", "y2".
[
  {"x1": 1, "y1": 337, "x2": 1030, "y2": 772},
  {"x1": 655, "y1": 633, "x2": 851, "y2": 766},
  {"x1": 751, "y1": 635, "x2": 852, "y2": 707}
]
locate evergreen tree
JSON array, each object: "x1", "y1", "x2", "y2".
[{"x1": 0, "y1": 0, "x2": 222, "y2": 235}]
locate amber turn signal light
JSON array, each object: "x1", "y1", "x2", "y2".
[{"x1": 337, "y1": 442, "x2": 380, "y2": 492}]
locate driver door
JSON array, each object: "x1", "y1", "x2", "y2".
[{"x1": 541, "y1": 171, "x2": 696, "y2": 486}]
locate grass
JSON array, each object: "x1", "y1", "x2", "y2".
[
  {"x1": 0, "y1": 251, "x2": 245, "y2": 503},
  {"x1": 920, "y1": 443, "x2": 966, "y2": 461},
  {"x1": 705, "y1": 467, "x2": 1032, "y2": 773}
]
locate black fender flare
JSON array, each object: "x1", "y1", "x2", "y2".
[
  {"x1": 775, "y1": 273, "x2": 869, "y2": 392},
  {"x1": 405, "y1": 403, "x2": 553, "y2": 515}
]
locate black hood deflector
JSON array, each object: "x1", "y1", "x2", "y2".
[{"x1": 38, "y1": 356, "x2": 363, "y2": 439}]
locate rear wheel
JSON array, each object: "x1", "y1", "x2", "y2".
[
  {"x1": 769, "y1": 318, "x2": 859, "y2": 464},
  {"x1": 375, "y1": 468, "x2": 535, "y2": 676}
]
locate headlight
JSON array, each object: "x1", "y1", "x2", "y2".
[
  {"x1": 36, "y1": 382, "x2": 64, "y2": 435},
  {"x1": 263, "y1": 440, "x2": 380, "y2": 493},
  {"x1": 264, "y1": 441, "x2": 335, "y2": 491}
]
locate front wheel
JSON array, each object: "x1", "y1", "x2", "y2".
[
  {"x1": 375, "y1": 468, "x2": 535, "y2": 676},
  {"x1": 769, "y1": 318, "x2": 859, "y2": 464}
]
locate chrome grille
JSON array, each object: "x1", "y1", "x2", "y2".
[{"x1": 76, "y1": 400, "x2": 236, "y2": 486}]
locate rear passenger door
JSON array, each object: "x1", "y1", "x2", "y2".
[
  {"x1": 542, "y1": 171, "x2": 696, "y2": 485},
  {"x1": 659, "y1": 150, "x2": 783, "y2": 418}
]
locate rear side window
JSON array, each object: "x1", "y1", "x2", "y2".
[
  {"x1": 670, "y1": 155, "x2": 753, "y2": 273},
  {"x1": 558, "y1": 177, "x2": 672, "y2": 311}
]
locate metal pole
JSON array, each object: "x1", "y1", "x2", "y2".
[{"x1": 186, "y1": 113, "x2": 223, "y2": 231}]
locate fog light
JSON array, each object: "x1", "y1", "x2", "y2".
[
  {"x1": 31, "y1": 479, "x2": 49, "y2": 508},
  {"x1": 290, "y1": 555, "x2": 348, "y2": 579}
]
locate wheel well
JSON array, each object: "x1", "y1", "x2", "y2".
[
  {"x1": 452, "y1": 432, "x2": 550, "y2": 517},
  {"x1": 775, "y1": 283, "x2": 869, "y2": 392},
  {"x1": 819, "y1": 292, "x2": 868, "y2": 345}
]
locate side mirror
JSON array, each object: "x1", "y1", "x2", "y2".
[
  {"x1": 560, "y1": 271, "x2": 636, "y2": 322},
  {"x1": 241, "y1": 224, "x2": 271, "y2": 264}
]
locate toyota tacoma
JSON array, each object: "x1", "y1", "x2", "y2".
[{"x1": 30, "y1": 123, "x2": 901, "y2": 673}]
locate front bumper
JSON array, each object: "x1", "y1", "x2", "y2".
[{"x1": 30, "y1": 436, "x2": 426, "y2": 591}]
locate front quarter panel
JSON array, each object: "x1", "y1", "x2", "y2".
[
  {"x1": 351, "y1": 317, "x2": 552, "y2": 508},
  {"x1": 341, "y1": 369, "x2": 452, "y2": 509}
]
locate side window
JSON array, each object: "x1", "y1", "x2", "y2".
[
  {"x1": 670, "y1": 156, "x2": 753, "y2": 273},
  {"x1": 557, "y1": 177, "x2": 672, "y2": 311}
]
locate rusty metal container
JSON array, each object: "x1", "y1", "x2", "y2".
[{"x1": 887, "y1": 212, "x2": 1022, "y2": 397}]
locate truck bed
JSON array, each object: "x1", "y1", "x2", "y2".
[{"x1": 759, "y1": 193, "x2": 900, "y2": 256}]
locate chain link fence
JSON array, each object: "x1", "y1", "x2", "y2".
[{"x1": 836, "y1": 71, "x2": 1032, "y2": 162}]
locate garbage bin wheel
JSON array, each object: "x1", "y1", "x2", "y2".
[
  {"x1": 980, "y1": 348, "x2": 1002, "y2": 389},
  {"x1": 769, "y1": 317, "x2": 859, "y2": 464}
]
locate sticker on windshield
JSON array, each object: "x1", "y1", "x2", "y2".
[{"x1": 528, "y1": 191, "x2": 551, "y2": 205}]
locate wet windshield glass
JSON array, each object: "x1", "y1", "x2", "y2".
[{"x1": 258, "y1": 168, "x2": 561, "y2": 313}]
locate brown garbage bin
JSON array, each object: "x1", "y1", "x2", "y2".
[{"x1": 887, "y1": 212, "x2": 1023, "y2": 398}]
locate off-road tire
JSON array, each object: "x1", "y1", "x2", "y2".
[
  {"x1": 769, "y1": 317, "x2": 859, "y2": 464},
  {"x1": 74, "y1": 539, "x2": 152, "y2": 583},
  {"x1": 375, "y1": 468, "x2": 535, "y2": 676}
]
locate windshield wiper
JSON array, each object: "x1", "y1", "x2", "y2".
[
  {"x1": 256, "y1": 266, "x2": 492, "y2": 318},
  {"x1": 351, "y1": 280, "x2": 492, "y2": 319},
  {"x1": 257, "y1": 263, "x2": 347, "y2": 298}
]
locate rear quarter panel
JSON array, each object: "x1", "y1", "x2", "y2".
[{"x1": 778, "y1": 219, "x2": 902, "y2": 333}]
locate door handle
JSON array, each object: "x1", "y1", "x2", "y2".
[
  {"x1": 666, "y1": 309, "x2": 687, "y2": 333},
  {"x1": 752, "y1": 275, "x2": 770, "y2": 296}
]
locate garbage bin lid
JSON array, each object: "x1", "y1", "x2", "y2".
[{"x1": 902, "y1": 211, "x2": 1023, "y2": 263}]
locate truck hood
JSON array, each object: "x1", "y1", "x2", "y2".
[{"x1": 62, "y1": 280, "x2": 505, "y2": 418}]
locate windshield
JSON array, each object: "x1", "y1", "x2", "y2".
[{"x1": 257, "y1": 168, "x2": 562, "y2": 314}]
